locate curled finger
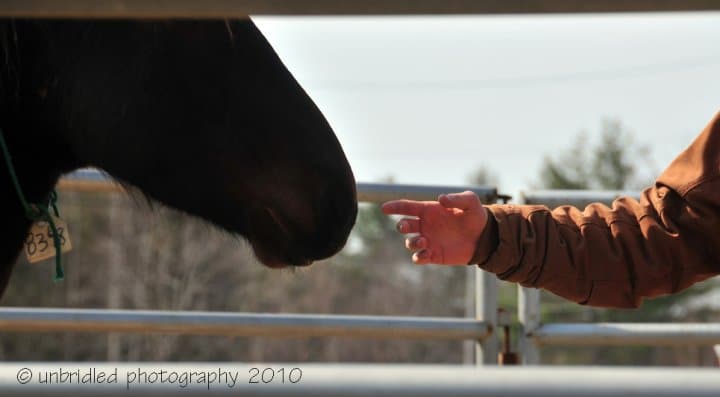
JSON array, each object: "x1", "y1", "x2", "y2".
[
  {"x1": 396, "y1": 218, "x2": 420, "y2": 234},
  {"x1": 405, "y1": 235, "x2": 427, "y2": 252},
  {"x1": 412, "y1": 249, "x2": 432, "y2": 265}
]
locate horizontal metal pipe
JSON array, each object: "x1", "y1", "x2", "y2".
[
  {"x1": 0, "y1": 307, "x2": 490, "y2": 340},
  {"x1": 56, "y1": 179, "x2": 125, "y2": 194},
  {"x1": 1, "y1": 0, "x2": 719, "y2": 18},
  {"x1": 1, "y1": 363, "x2": 719, "y2": 396},
  {"x1": 57, "y1": 169, "x2": 498, "y2": 203},
  {"x1": 357, "y1": 182, "x2": 496, "y2": 204},
  {"x1": 520, "y1": 189, "x2": 641, "y2": 208},
  {"x1": 532, "y1": 323, "x2": 720, "y2": 346},
  {"x1": 57, "y1": 169, "x2": 124, "y2": 193}
]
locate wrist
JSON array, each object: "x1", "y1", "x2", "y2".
[{"x1": 467, "y1": 207, "x2": 499, "y2": 265}]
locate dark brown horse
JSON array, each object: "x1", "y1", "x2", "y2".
[{"x1": 0, "y1": 19, "x2": 357, "y2": 298}]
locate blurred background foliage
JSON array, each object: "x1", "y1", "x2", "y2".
[{"x1": 1, "y1": 119, "x2": 718, "y2": 365}]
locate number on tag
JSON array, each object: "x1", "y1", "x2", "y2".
[{"x1": 24, "y1": 217, "x2": 72, "y2": 264}]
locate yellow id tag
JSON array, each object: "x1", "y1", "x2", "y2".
[{"x1": 24, "y1": 217, "x2": 72, "y2": 264}]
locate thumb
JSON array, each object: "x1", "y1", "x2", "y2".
[{"x1": 438, "y1": 191, "x2": 481, "y2": 211}]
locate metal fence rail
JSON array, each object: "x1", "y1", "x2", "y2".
[
  {"x1": 357, "y1": 182, "x2": 497, "y2": 204},
  {"x1": 2, "y1": 0, "x2": 719, "y2": 18},
  {"x1": 532, "y1": 323, "x2": 720, "y2": 346},
  {"x1": 1, "y1": 363, "x2": 720, "y2": 396},
  {"x1": 0, "y1": 307, "x2": 490, "y2": 340},
  {"x1": 521, "y1": 189, "x2": 641, "y2": 208},
  {"x1": 58, "y1": 169, "x2": 499, "y2": 204}
]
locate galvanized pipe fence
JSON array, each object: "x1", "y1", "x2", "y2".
[{"x1": 7, "y1": 171, "x2": 720, "y2": 366}]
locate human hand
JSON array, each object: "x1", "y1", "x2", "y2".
[{"x1": 381, "y1": 191, "x2": 488, "y2": 265}]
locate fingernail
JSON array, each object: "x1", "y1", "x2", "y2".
[{"x1": 397, "y1": 221, "x2": 406, "y2": 233}]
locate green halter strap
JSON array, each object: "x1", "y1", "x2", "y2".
[{"x1": 0, "y1": 128, "x2": 64, "y2": 281}]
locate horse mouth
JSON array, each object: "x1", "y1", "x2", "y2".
[
  {"x1": 248, "y1": 207, "x2": 313, "y2": 268},
  {"x1": 254, "y1": 250, "x2": 312, "y2": 268}
]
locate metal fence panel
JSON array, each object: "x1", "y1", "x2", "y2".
[{"x1": 2, "y1": 0, "x2": 720, "y2": 18}]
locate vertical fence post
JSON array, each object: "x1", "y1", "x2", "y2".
[
  {"x1": 463, "y1": 266, "x2": 476, "y2": 364},
  {"x1": 518, "y1": 286, "x2": 541, "y2": 365},
  {"x1": 475, "y1": 268, "x2": 498, "y2": 365}
]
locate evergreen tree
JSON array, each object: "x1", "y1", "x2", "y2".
[{"x1": 538, "y1": 119, "x2": 653, "y2": 190}]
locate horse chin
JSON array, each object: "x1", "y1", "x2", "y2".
[
  {"x1": 248, "y1": 207, "x2": 313, "y2": 269},
  {"x1": 251, "y1": 244, "x2": 290, "y2": 269},
  {"x1": 250, "y1": 241, "x2": 313, "y2": 269}
]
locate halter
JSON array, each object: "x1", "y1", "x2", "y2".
[{"x1": 0, "y1": 128, "x2": 64, "y2": 281}]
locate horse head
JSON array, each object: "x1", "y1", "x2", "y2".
[{"x1": 0, "y1": 19, "x2": 357, "y2": 297}]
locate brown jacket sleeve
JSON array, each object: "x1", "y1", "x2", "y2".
[{"x1": 471, "y1": 111, "x2": 720, "y2": 308}]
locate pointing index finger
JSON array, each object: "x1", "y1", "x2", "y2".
[{"x1": 381, "y1": 200, "x2": 425, "y2": 217}]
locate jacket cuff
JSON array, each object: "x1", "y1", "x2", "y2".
[{"x1": 468, "y1": 207, "x2": 499, "y2": 265}]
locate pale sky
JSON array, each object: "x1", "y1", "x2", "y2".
[{"x1": 253, "y1": 12, "x2": 720, "y2": 199}]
